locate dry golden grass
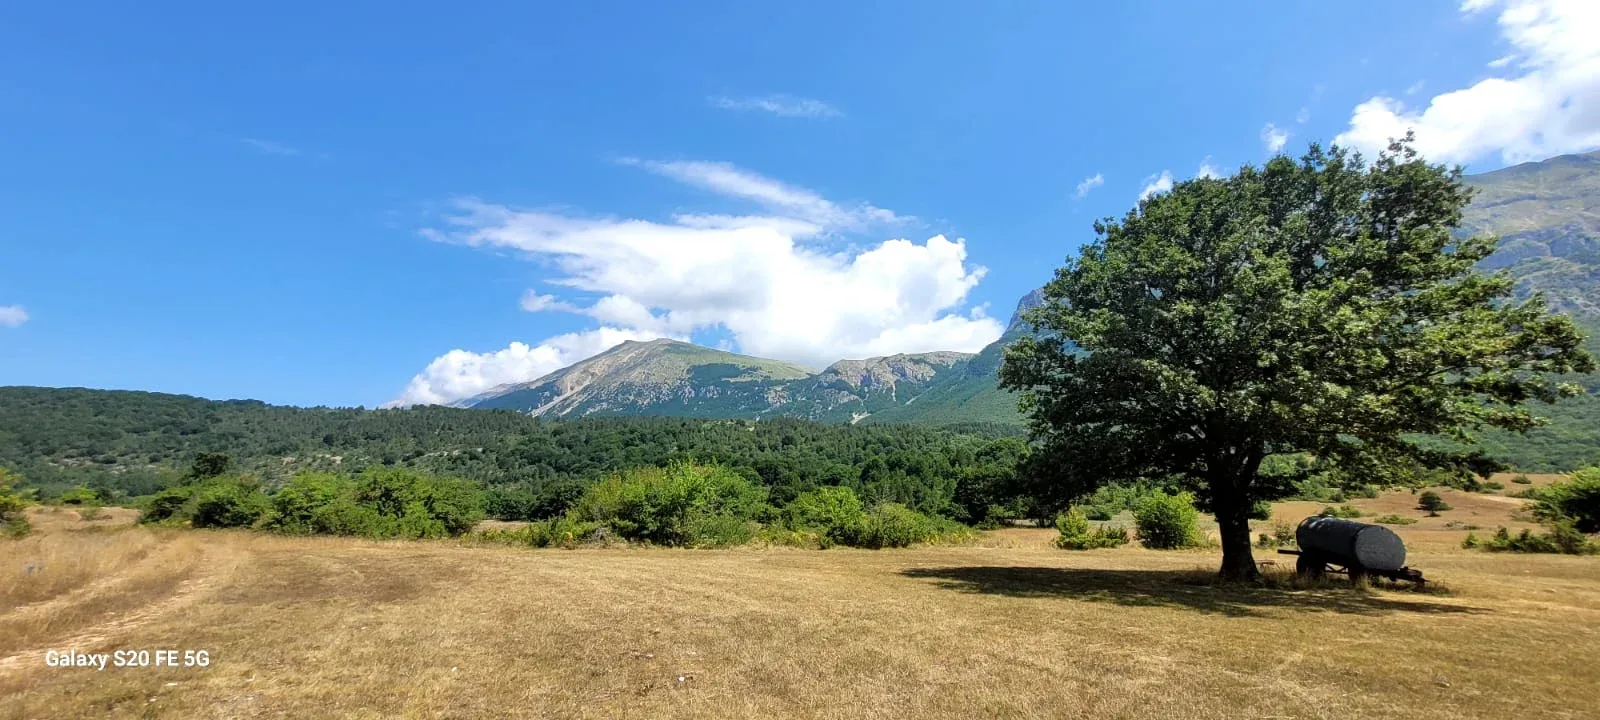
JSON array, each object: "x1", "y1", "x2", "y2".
[{"x1": 2, "y1": 494, "x2": 1597, "y2": 719}]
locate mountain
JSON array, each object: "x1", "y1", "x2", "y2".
[
  {"x1": 468, "y1": 339, "x2": 811, "y2": 418},
  {"x1": 1465, "y1": 149, "x2": 1600, "y2": 318},
  {"x1": 461, "y1": 297, "x2": 1039, "y2": 425}
]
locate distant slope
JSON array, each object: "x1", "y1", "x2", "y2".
[
  {"x1": 469, "y1": 339, "x2": 810, "y2": 418},
  {"x1": 1465, "y1": 149, "x2": 1600, "y2": 317}
]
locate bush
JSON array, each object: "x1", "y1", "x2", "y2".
[
  {"x1": 1, "y1": 469, "x2": 31, "y2": 539},
  {"x1": 1533, "y1": 468, "x2": 1600, "y2": 533},
  {"x1": 1510, "y1": 474, "x2": 1533, "y2": 485},
  {"x1": 570, "y1": 463, "x2": 770, "y2": 547},
  {"x1": 1317, "y1": 504, "x2": 1363, "y2": 519},
  {"x1": 1053, "y1": 507, "x2": 1130, "y2": 550},
  {"x1": 1256, "y1": 521, "x2": 1296, "y2": 548},
  {"x1": 1473, "y1": 524, "x2": 1598, "y2": 554},
  {"x1": 1248, "y1": 500, "x2": 1272, "y2": 521},
  {"x1": 1480, "y1": 481, "x2": 1505, "y2": 492},
  {"x1": 783, "y1": 486, "x2": 867, "y2": 548},
  {"x1": 56, "y1": 486, "x2": 99, "y2": 506},
  {"x1": 189, "y1": 480, "x2": 272, "y2": 528},
  {"x1": 850, "y1": 502, "x2": 962, "y2": 548},
  {"x1": 262, "y1": 468, "x2": 484, "y2": 539},
  {"x1": 1133, "y1": 491, "x2": 1200, "y2": 549},
  {"x1": 1373, "y1": 514, "x2": 1418, "y2": 525},
  {"x1": 1418, "y1": 490, "x2": 1451, "y2": 515},
  {"x1": 141, "y1": 484, "x2": 198, "y2": 524}
]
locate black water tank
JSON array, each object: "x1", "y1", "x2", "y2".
[{"x1": 1296, "y1": 516, "x2": 1407, "y2": 571}]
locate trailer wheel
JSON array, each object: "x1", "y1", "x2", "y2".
[{"x1": 1295, "y1": 553, "x2": 1325, "y2": 578}]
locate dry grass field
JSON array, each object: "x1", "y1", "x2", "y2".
[{"x1": 3, "y1": 494, "x2": 1598, "y2": 720}]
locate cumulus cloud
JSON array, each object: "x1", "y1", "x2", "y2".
[
  {"x1": 1335, "y1": 0, "x2": 1600, "y2": 165},
  {"x1": 1197, "y1": 158, "x2": 1224, "y2": 179},
  {"x1": 1138, "y1": 170, "x2": 1174, "y2": 201},
  {"x1": 392, "y1": 162, "x2": 1002, "y2": 406},
  {"x1": 1261, "y1": 123, "x2": 1290, "y2": 153},
  {"x1": 0, "y1": 305, "x2": 27, "y2": 328},
  {"x1": 710, "y1": 94, "x2": 843, "y2": 118},
  {"x1": 1074, "y1": 173, "x2": 1104, "y2": 199}
]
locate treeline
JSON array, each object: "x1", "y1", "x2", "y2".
[
  {"x1": 0, "y1": 387, "x2": 1029, "y2": 525},
  {"x1": 136, "y1": 461, "x2": 970, "y2": 549}
]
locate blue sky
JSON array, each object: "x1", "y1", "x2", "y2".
[{"x1": 2, "y1": 0, "x2": 1594, "y2": 407}]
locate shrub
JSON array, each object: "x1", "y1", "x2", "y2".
[
  {"x1": 56, "y1": 486, "x2": 100, "y2": 506},
  {"x1": 783, "y1": 486, "x2": 867, "y2": 548},
  {"x1": 571, "y1": 463, "x2": 770, "y2": 547},
  {"x1": 1473, "y1": 525, "x2": 1598, "y2": 555},
  {"x1": 1053, "y1": 508, "x2": 1130, "y2": 550},
  {"x1": 1, "y1": 469, "x2": 31, "y2": 539},
  {"x1": 1418, "y1": 490, "x2": 1451, "y2": 515},
  {"x1": 141, "y1": 484, "x2": 198, "y2": 524},
  {"x1": 260, "y1": 469, "x2": 484, "y2": 539},
  {"x1": 851, "y1": 502, "x2": 958, "y2": 548},
  {"x1": 1532, "y1": 468, "x2": 1600, "y2": 533},
  {"x1": 1133, "y1": 491, "x2": 1199, "y2": 549},
  {"x1": 1256, "y1": 521, "x2": 1297, "y2": 548},
  {"x1": 352, "y1": 468, "x2": 484, "y2": 537},
  {"x1": 190, "y1": 480, "x2": 272, "y2": 529},
  {"x1": 1480, "y1": 481, "x2": 1505, "y2": 492},
  {"x1": 1510, "y1": 474, "x2": 1533, "y2": 485},
  {"x1": 1317, "y1": 504, "x2": 1363, "y2": 519},
  {"x1": 1248, "y1": 500, "x2": 1272, "y2": 521},
  {"x1": 1373, "y1": 514, "x2": 1418, "y2": 525}
]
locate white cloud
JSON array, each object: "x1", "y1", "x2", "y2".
[
  {"x1": 240, "y1": 138, "x2": 301, "y2": 156},
  {"x1": 1296, "y1": 106, "x2": 1311, "y2": 124},
  {"x1": 394, "y1": 161, "x2": 1002, "y2": 406},
  {"x1": 1261, "y1": 123, "x2": 1290, "y2": 153},
  {"x1": 1074, "y1": 173, "x2": 1104, "y2": 198},
  {"x1": 618, "y1": 158, "x2": 901, "y2": 233},
  {"x1": 1197, "y1": 158, "x2": 1224, "y2": 179},
  {"x1": 389, "y1": 327, "x2": 670, "y2": 407},
  {"x1": 1138, "y1": 170, "x2": 1174, "y2": 201},
  {"x1": 710, "y1": 94, "x2": 843, "y2": 118},
  {"x1": 1335, "y1": 0, "x2": 1600, "y2": 165},
  {"x1": 0, "y1": 305, "x2": 27, "y2": 328}
]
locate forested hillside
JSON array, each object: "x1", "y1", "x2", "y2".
[{"x1": 0, "y1": 387, "x2": 1027, "y2": 521}]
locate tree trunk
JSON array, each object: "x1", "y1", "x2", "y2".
[{"x1": 1216, "y1": 506, "x2": 1259, "y2": 581}]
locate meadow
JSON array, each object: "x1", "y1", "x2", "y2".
[{"x1": 3, "y1": 485, "x2": 1598, "y2": 720}]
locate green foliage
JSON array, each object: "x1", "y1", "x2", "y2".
[
  {"x1": 1318, "y1": 504, "x2": 1364, "y2": 519},
  {"x1": 1000, "y1": 138, "x2": 1594, "y2": 577},
  {"x1": 187, "y1": 452, "x2": 233, "y2": 481},
  {"x1": 1248, "y1": 500, "x2": 1272, "y2": 521},
  {"x1": 189, "y1": 479, "x2": 272, "y2": 529},
  {"x1": 1132, "y1": 491, "x2": 1200, "y2": 550},
  {"x1": 1053, "y1": 507, "x2": 1130, "y2": 550},
  {"x1": 1, "y1": 468, "x2": 32, "y2": 539},
  {"x1": 1374, "y1": 514, "x2": 1419, "y2": 525},
  {"x1": 1418, "y1": 491, "x2": 1452, "y2": 514},
  {"x1": 782, "y1": 486, "x2": 867, "y2": 548},
  {"x1": 1480, "y1": 481, "x2": 1506, "y2": 492},
  {"x1": 1256, "y1": 521, "x2": 1297, "y2": 548},
  {"x1": 1511, "y1": 474, "x2": 1533, "y2": 484},
  {"x1": 850, "y1": 502, "x2": 967, "y2": 549},
  {"x1": 0, "y1": 388, "x2": 1027, "y2": 523},
  {"x1": 1532, "y1": 468, "x2": 1600, "y2": 533},
  {"x1": 570, "y1": 463, "x2": 769, "y2": 547},
  {"x1": 1473, "y1": 524, "x2": 1598, "y2": 554},
  {"x1": 55, "y1": 486, "x2": 99, "y2": 506}
]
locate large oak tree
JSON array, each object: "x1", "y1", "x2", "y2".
[{"x1": 1001, "y1": 139, "x2": 1594, "y2": 579}]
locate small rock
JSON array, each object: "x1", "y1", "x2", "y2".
[{"x1": 1434, "y1": 677, "x2": 1451, "y2": 688}]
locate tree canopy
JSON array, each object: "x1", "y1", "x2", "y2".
[{"x1": 1001, "y1": 138, "x2": 1594, "y2": 579}]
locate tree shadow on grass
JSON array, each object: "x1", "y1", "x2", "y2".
[{"x1": 899, "y1": 566, "x2": 1489, "y2": 618}]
